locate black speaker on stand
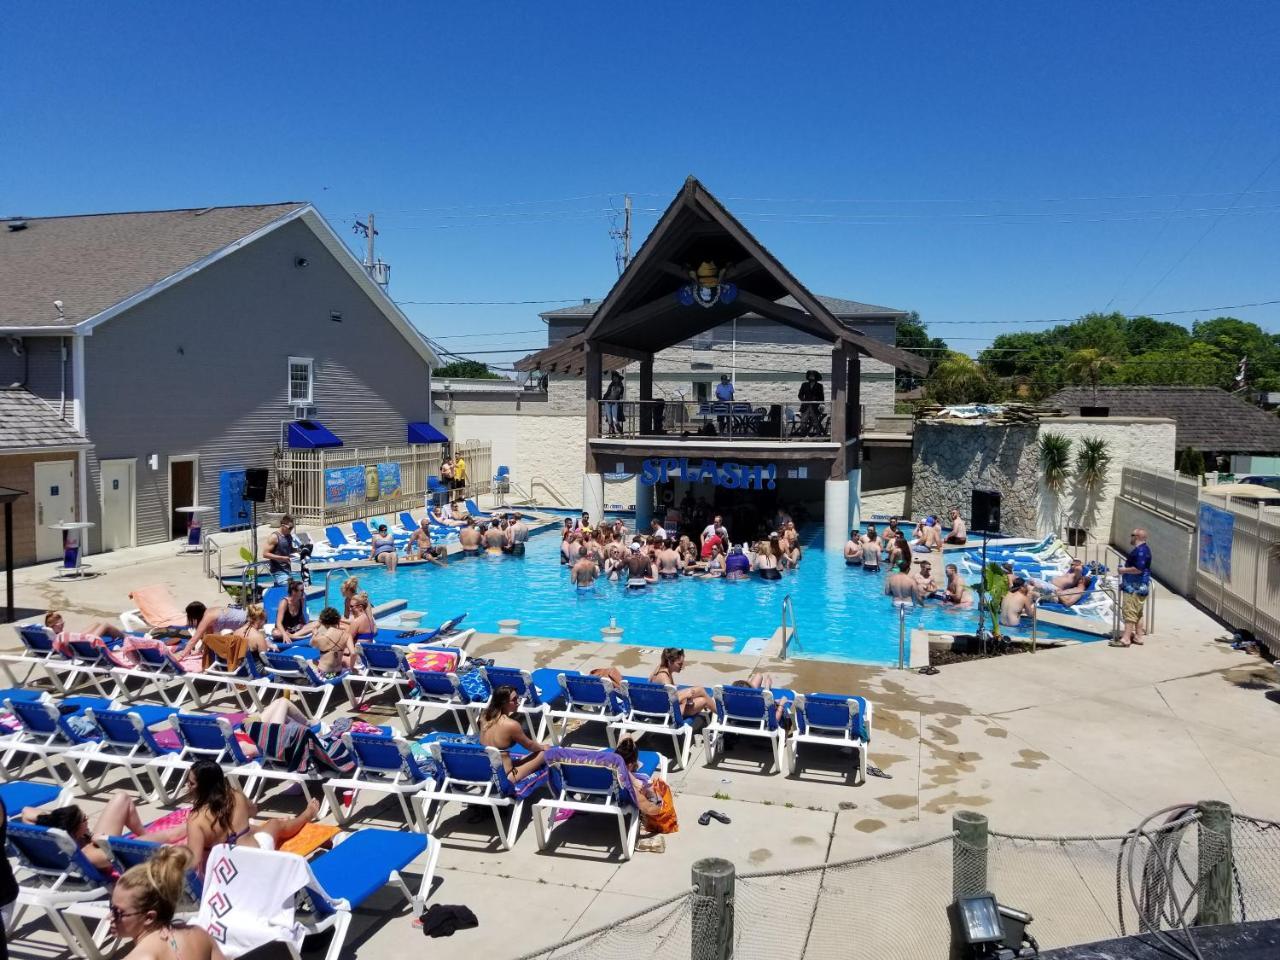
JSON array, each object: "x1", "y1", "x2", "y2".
[
  {"x1": 971, "y1": 489, "x2": 1001, "y2": 535},
  {"x1": 244, "y1": 469, "x2": 269, "y2": 603}
]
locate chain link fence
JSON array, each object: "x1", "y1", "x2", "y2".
[{"x1": 511, "y1": 805, "x2": 1280, "y2": 960}]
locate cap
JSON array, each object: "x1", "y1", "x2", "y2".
[{"x1": 630, "y1": 542, "x2": 641, "y2": 552}]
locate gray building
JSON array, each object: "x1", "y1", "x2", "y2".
[{"x1": 0, "y1": 203, "x2": 438, "y2": 562}]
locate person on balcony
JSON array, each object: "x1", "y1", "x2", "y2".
[
  {"x1": 603, "y1": 371, "x2": 625, "y2": 434},
  {"x1": 797, "y1": 370, "x2": 824, "y2": 436},
  {"x1": 715, "y1": 374, "x2": 735, "y2": 434}
]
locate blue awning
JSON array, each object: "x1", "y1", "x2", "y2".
[
  {"x1": 287, "y1": 420, "x2": 343, "y2": 449},
  {"x1": 407, "y1": 421, "x2": 449, "y2": 444}
]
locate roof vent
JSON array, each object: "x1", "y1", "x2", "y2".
[
  {"x1": 582, "y1": 298, "x2": 592, "y2": 305},
  {"x1": 6, "y1": 220, "x2": 28, "y2": 232}
]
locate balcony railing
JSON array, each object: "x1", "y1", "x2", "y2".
[{"x1": 596, "y1": 400, "x2": 860, "y2": 442}]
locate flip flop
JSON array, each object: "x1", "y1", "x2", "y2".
[
  {"x1": 697, "y1": 810, "x2": 731, "y2": 826},
  {"x1": 1108, "y1": 640, "x2": 1130, "y2": 648}
]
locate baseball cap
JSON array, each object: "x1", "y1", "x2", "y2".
[{"x1": 629, "y1": 542, "x2": 641, "y2": 552}]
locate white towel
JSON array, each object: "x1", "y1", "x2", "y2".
[{"x1": 197, "y1": 843, "x2": 315, "y2": 958}]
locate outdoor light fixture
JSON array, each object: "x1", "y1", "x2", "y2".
[
  {"x1": 947, "y1": 893, "x2": 1038, "y2": 959},
  {"x1": 147, "y1": 454, "x2": 159, "y2": 471}
]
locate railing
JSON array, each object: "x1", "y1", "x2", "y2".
[
  {"x1": 528, "y1": 476, "x2": 570, "y2": 507},
  {"x1": 1193, "y1": 496, "x2": 1280, "y2": 656},
  {"x1": 598, "y1": 400, "x2": 846, "y2": 441},
  {"x1": 1120, "y1": 465, "x2": 1201, "y2": 527},
  {"x1": 779, "y1": 594, "x2": 796, "y2": 659}
]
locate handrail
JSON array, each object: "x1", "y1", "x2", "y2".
[
  {"x1": 324, "y1": 566, "x2": 353, "y2": 610},
  {"x1": 528, "y1": 476, "x2": 570, "y2": 507},
  {"x1": 779, "y1": 594, "x2": 796, "y2": 660}
]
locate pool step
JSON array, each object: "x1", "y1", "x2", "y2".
[{"x1": 740, "y1": 636, "x2": 770, "y2": 656}]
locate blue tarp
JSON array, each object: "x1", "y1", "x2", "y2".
[
  {"x1": 407, "y1": 421, "x2": 448, "y2": 444},
  {"x1": 287, "y1": 420, "x2": 342, "y2": 449}
]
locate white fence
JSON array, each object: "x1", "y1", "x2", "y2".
[
  {"x1": 273, "y1": 440, "x2": 492, "y2": 526},
  {"x1": 1119, "y1": 465, "x2": 1202, "y2": 527}
]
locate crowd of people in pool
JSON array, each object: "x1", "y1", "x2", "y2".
[{"x1": 559, "y1": 508, "x2": 809, "y2": 592}]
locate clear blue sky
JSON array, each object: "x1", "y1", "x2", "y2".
[{"x1": 5, "y1": 1, "x2": 1279, "y2": 367}]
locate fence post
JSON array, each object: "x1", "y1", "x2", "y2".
[
  {"x1": 1196, "y1": 800, "x2": 1233, "y2": 927},
  {"x1": 691, "y1": 857, "x2": 734, "y2": 960},
  {"x1": 953, "y1": 810, "x2": 988, "y2": 899}
]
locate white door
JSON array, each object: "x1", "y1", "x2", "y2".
[
  {"x1": 34, "y1": 460, "x2": 77, "y2": 562},
  {"x1": 100, "y1": 459, "x2": 136, "y2": 551}
]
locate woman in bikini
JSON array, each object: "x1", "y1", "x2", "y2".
[
  {"x1": 344, "y1": 592, "x2": 377, "y2": 642},
  {"x1": 477, "y1": 685, "x2": 548, "y2": 782},
  {"x1": 20, "y1": 792, "x2": 186, "y2": 873},
  {"x1": 272, "y1": 579, "x2": 316, "y2": 645},
  {"x1": 108, "y1": 846, "x2": 224, "y2": 960},
  {"x1": 753, "y1": 539, "x2": 782, "y2": 581},
  {"x1": 649, "y1": 647, "x2": 713, "y2": 717},
  {"x1": 183, "y1": 758, "x2": 320, "y2": 872}
]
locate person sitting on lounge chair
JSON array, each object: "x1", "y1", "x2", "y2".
[
  {"x1": 44, "y1": 610, "x2": 125, "y2": 642},
  {"x1": 311, "y1": 607, "x2": 355, "y2": 676},
  {"x1": 650, "y1": 648, "x2": 712, "y2": 717},
  {"x1": 614, "y1": 737, "x2": 677, "y2": 834},
  {"x1": 108, "y1": 845, "x2": 223, "y2": 960},
  {"x1": 198, "y1": 602, "x2": 274, "y2": 670},
  {"x1": 430, "y1": 504, "x2": 465, "y2": 527},
  {"x1": 20, "y1": 792, "x2": 187, "y2": 873},
  {"x1": 477, "y1": 685, "x2": 548, "y2": 782},
  {"x1": 183, "y1": 757, "x2": 320, "y2": 872}
]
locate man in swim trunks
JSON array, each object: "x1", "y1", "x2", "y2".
[
  {"x1": 405, "y1": 517, "x2": 435, "y2": 560},
  {"x1": 457, "y1": 519, "x2": 482, "y2": 555},
  {"x1": 1000, "y1": 578, "x2": 1036, "y2": 626},
  {"x1": 570, "y1": 547, "x2": 599, "y2": 589},
  {"x1": 1042, "y1": 559, "x2": 1087, "y2": 605},
  {"x1": 626, "y1": 541, "x2": 655, "y2": 588},
  {"x1": 482, "y1": 521, "x2": 506, "y2": 554},
  {"x1": 656, "y1": 540, "x2": 683, "y2": 579},
  {"x1": 885, "y1": 560, "x2": 918, "y2": 604},
  {"x1": 944, "y1": 509, "x2": 968, "y2": 545},
  {"x1": 861, "y1": 526, "x2": 881, "y2": 570},
  {"x1": 844, "y1": 528, "x2": 863, "y2": 566}
]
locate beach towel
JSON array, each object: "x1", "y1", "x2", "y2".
[
  {"x1": 129, "y1": 585, "x2": 187, "y2": 629},
  {"x1": 406, "y1": 649, "x2": 459, "y2": 673},
  {"x1": 201, "y1": 632, "x2": 249, "y2": 672},
  {"x1": 277, "y1": 823, "x2": 341, "y2": 856},
  {"x1": 641, "y1": 778, "x2": 678, "y2": 834},
  {"x1": 198, "y1": 843, "x2": 311, "y2": 958},
  {"x1": 244, "y1": 721, "x2": 355, "y2": 776}
]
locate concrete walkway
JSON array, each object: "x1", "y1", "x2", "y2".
[{"x1": 3, "y1": 532, "x2": 1278, "y2": 959}]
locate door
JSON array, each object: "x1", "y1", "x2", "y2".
[
  {"x1": 100, "y1": 459, "x2": 136, "y2": 551},
  {"x1": 169, "y1": 456, "x2": 197, "y2": 540},
  {"x1": 34, "y1": 460, "x2": 77, "y2": 562}
]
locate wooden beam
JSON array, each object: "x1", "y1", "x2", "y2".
[
  {"x1": 639, "y1": 355, "x2": 654, "y2": 434},
  {"x1": 657, "y1": 261, "x2": 691, "y2": 281},
  {"x1": 830, "y1": 344, "x2": 849, "y2": 480},
  {"x1": 734, "y1": 289, "x2": 830, "y2": 339},
  {"x1": 592, "y1": 339, "x2": 653, "y2": 363},
  {"x1": 723, "y1": 258, "x2": 760, "y2": 283}
]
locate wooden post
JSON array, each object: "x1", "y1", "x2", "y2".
[
  {"x1": 952, "y1": 810, "x2": 988, "y2": 899},
  {"x1": 1197, "y1": 800, "x2": 1233, "y2": 927},
  {"x1": 691, "y1": 857, "x2": 735, "y2": 960},
  {"x1": 848, "y1": 346, "x2": 862, "y2": 479},
  {"x1": 829, "y1": 345, "x2": 848, "y2": 480},
  {"x1": 4, "y1": 499, "x2": 13, "y2": 623},
  {"x1": 639, "y1": 355, "x2": 654, "y2": 435},
  {"x1": 585, "y1": 344, "x2": 602, "y2": 473}
]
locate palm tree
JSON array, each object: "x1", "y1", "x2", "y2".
[
  {"x1": 1064, "y1": 348, "x2": 1116, "y2": 405},
  {"x1": 926, "y1": 353, "x2": 998, "y2": 405}
]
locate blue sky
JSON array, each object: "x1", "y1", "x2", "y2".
[{"x1": 4, "y1": 1, "x2": 1279, "y2": 367}]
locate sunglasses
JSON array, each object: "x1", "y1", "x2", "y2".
[{"x1": 109, "y1": 905, "x2": 146, "y2": 924}]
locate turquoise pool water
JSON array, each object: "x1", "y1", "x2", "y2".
[{"x1": 325, "y1": 527, "x2": 1104, "y2": 664}]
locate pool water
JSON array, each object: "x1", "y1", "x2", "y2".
[{"x1": 328, "y1": 526, "x2": 1105, "y2": 664}]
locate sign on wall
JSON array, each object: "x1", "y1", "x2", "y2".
[
  {"x1": 324, "y1": 466, "x2": 369, "y2": 507},
  {"x1": 639, "y1": 457, "x2": 777, "y2": 490},
  {"x1": 1197, "y1": 503, "x2": 1235, "y2": 579},
  {"x1": 377, "y1": 462, "x2": 402, "y2": 498}
]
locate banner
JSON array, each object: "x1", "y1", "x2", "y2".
[
  {"x1": 324, "y1": 466, "x2": 369, "y2": 507},
  {"x1": 1197, "y1": 503, "x2": 1235, "y2": 580},
  {"x1": 638, "y1": 457, "x2": 777, "y2": 490},
  {"x1": 377, "y1": 462, "x2": 402, "y2": 498}
]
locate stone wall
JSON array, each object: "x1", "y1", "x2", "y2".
[
  {"x1": 911, "y1": 422, "x2": 1041, "y2": 535},
  {"x1": 861, "y1": 485, "x2": 908, "y2": 520}
]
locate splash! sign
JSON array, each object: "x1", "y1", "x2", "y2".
[{"x1": 639, "y1": 458, "x2": 777, "y2": 490}]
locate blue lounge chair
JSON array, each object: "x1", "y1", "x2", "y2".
[
  {"x1": 547, "y1": 672, "x2": 623, "y2": 745},
  {"x1": 61, "y1": 637, "x2": 129, "y2": 700},
  {"x1": 788, "y1": 694, "x2": 873, "y2": 785},
  {"x1": 478, "y1": 666, "x2": 561, "y2": 741},
  {"x1": 396, "y1": 669, "x2": 477, "y2": 735},
  {"x1": 0, "y1": 779, "x2": 71, "y2": 814},
  {"x1": 0, "y1": 624, "x2": 64, "y2": 689},
  {"x1": 351, "y1": 520, "x2": 374, "y2": 543},
  {"x1": 421, "y1": 741, "x2": 543, "y2": 850},
  {"x1": 398, "y1": 511, "x2": 419, "y2": 534},
  {"x1": 426, "y1": 476, "x2": 450, "y2": 504},
  {"x1": 324, "y1": 526, "x2": 359, "y2": 551},
  {"x1": 321, "y1": 732, "x2": 436, "y2": 830},
  {"x1": 255, "y1": 652, "x2": 347, "y2": 721},
  {"x1": 2, "y1": 696, "x2": 107, "y2": 785},
  {"x1": 705, "y1": 684, "x2": 792, "y2": 772},
  {"x1": 610, "y1": 680, "x2": 695, "y2": 770},
  {"x1": 153, "y1": 713, "x2": 252, "y2": 795},
  {"x1": 63, "y1": 707, "x2": 180, "y2": 801},
  {"x1": 123, "y1": 643, "x2": 203, "y2": 708},
  {"x1": 5, "y1": 821, "x2": 112, "y2": 958},
  {"x1": 102, "y1": 835, "x2": 204, "y2": 905},
  {"x1": 343, "y1": 642, "x2": 413, "y2": 708},
  {"x1": 197, "y1": 830, "x2": 438, "y2": 960},
  {"x1": 463, "y1": 498, "x2": 490, "y2": 520},
  {"x1": 533, "y1": 746, "x2": 667, "y2": 861}
]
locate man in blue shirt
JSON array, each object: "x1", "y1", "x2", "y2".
[
  {"x1": 1113, "y1": 527, "x2": 1152, "y2": 647},
  {"x1": 714, "y1": 374, "x2": 734, "y2": 434}
]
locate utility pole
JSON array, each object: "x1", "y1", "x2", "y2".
[
  {"x1": 611, "y1": 194, "x2": 632, "y2": 275},
  {"x1": 365, "y1": 212, "x2": 376, "y2": 269}
]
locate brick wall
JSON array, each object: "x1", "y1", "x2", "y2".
[{"x1": 0, "y1": 452, "x2": 79, "y2": 567}]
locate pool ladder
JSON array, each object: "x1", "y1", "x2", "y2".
[{"x1": 779, "y1": 594, "x2": 797, "y2": 660}]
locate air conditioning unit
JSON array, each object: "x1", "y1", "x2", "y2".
[{"x1": 293, "y1": 404, "x2": 317, "y2": 421}]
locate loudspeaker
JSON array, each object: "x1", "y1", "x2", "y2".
[
  {"x1": 971, "y1": 489, "x2": 1001, "y2": 534},
  {"x1": 244, "y1": 468, "x2": 269, "y2": 503}
]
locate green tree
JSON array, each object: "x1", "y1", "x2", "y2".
[
  {"x1": 434, "y1": 360, "x2": 503, "y2": 380},
  {"x1": 1113, "y1": 341, "x2": 1230, "y2": 385},
  {"x1": 1064, "y1": 348, "x2": 1117, "y2": 404},
  {"x1": 895, "y1": 311, "x2": 948, "y2": 391},
  {"x1": 1191, "y1": 317, "x2": 1280, "y2": 390},
  {"x1": 926, "y1": 353, "x2": 1001, "y2": 405}
]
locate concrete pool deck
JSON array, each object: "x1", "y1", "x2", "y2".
[{"x1": 4, "y1": 530, "x2": 1279, "y2": 959}]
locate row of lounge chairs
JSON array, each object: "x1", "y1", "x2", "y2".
[{"x1": 316, "y1": 502, "x2": 492, "y2": 561}]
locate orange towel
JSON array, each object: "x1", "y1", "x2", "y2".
[
  {"x1": 278, "y1": 823, "x2": 342, "y2": 856},
  {"x1": 129, "y1": 585, "x2": 187, "y2": 629}
]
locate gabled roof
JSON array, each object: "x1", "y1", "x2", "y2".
[
  {"x1": 0, "y1": 203, "x2": 440, "y2": 366},
  {"x1": 517, "y1": 177, "x2": 926, "y2": 376},
  {"x1": 0, "y1": 204, "x2": 306, "y2": 328},
  {"x1": 540, "y1": 293, "x2": 907, "y2": 322},
  {"x1": 0, "y1": 388, "x2": 90, "y2": 452},
  {"x1": 1047, "y1": 386, "x2": 1280, "y2": 454}
]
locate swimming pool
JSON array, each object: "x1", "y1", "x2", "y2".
[{"x1": 323, "y1": 527, "x2": 1106, "y2": 664}]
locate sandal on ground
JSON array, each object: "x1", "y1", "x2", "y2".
[
  {"x1": 698, "y1": 810, "x2": 732, "y2": 826},
  {"x1": 1108, "y1": 640, "x2": 1130, "y2": 648}
]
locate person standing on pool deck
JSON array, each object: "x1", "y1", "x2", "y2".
[
  {"x1": 263, "y1": 515, "x2": 297, "y2": 587},
  {"x1": 1113, "y1": 528, "x2": 1152, "y2": 647},
  {"x1": 797, "y1": 370, "x2": 824, "y2": 435},
  {"x1": 944, "y1": 509, "x2": 968, "y2": 545}
]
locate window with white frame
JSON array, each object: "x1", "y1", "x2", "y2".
[{"x1": 288, "y1": 357, "x2": 314, "y2": 404}]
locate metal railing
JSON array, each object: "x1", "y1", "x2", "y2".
[
  {"x1": 598, "y1": 400, "x2": 848, "y2": 441},
  {"x1": 528, "y1": 476, "x2": 571, "y2": 507},
  {"x1": 779, "y1": 594, "x2": 796, "y2": 659},
  {"x1": 1120, "y1": 465, "x2": 1201, "y2": 527}
]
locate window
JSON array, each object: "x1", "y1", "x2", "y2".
[
  {"x1": 1065, "y1": 527, "x2": 1088, "y2": 547},
  {"x1": 288, "y1": 357, "x2": 314, "y2": 404},
  {"x1": 693, "y1": 381, "x2": 710, "y2": 402}
]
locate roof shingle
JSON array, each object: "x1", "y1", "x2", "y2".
[
  {"x1": 0, "y1": 203, "x2": 305, "y2": 328},
  {"x1": 0, "y1": 388, "x2": 90, "y2": 451},
  {"x1": 1047, "y1": 386, "x2": 1280, "y2": 454}
]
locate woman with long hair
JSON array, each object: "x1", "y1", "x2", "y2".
[
  {"x1": 477, "y1": 686, "x2": 548, "y2": 782},
  {"x1": 614, "y1": 737, "x2": 678, "y2": 835},
  {"x1": 272, "y1": 579, "x2": 316, "y2": 644},
  {"x1": 649, "y1": 648, "x2": 713, "y2": 717},
  {"x1": 183, "y1": 757, "x2": 319, "y2": 870},
  {"x1": 339, "y1": 576, "x2": 360, "y2": 619},
  {"x1": 345, "y1": 592, "x2": 376, "y2": 642},
  {"x1": 19, "y1": 792, "x2": 184, "y2": 872},
  {"x1": 109, "y1": 846, "x2": 224, "y2": 960}
]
